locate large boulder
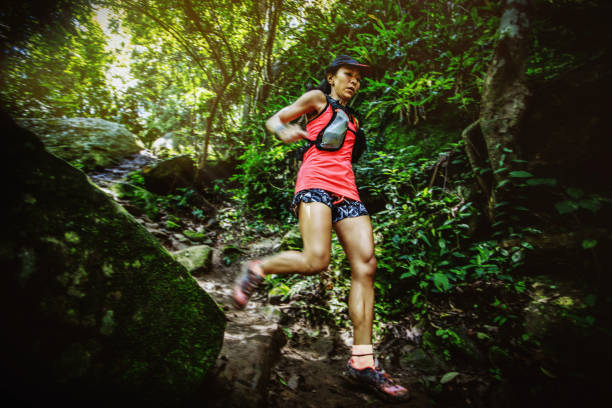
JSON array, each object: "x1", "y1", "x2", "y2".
[
  {"x1": 195, "y1": 158, "x2": 239, "y2": 188},
  {"x1": 18, "y1": 117, "x2": 144, "y2": 171},
  {"x1": 111, "y1": 181, "x2": 160, "y2": 220},
  {"x1": 143, "y1": 155, "x2": 196, "y2": 195},
  {"x1": 1, "y1": 113, "x2": 225, "y2": 406}
]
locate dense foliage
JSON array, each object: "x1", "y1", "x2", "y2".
[
  {"x1": 0, "y1": 5, "x2": 115, "y2": 117},
  {"x1": 2, "y1": 0, "x2": 611, "y2": 406}
]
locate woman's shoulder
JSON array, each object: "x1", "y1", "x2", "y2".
[
  {"x1": 300, "y1": 89, "x2": 327, "y2": 105},
  {"x1": 297, "y1": 89, "x2": 328, "y2": 117}
]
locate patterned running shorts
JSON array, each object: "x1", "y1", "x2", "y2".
[{"x1": 291, "y1": 188, "x2": 369, "y2": 224}]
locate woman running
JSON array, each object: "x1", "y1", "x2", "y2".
[{"x1": 233, "y1": 55, "x2": 409, "y2": 401}]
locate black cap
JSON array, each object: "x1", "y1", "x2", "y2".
[{"x1": 325, "y1": 55, "x2": 371, "y2": 76}]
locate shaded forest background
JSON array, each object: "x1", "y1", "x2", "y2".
[{"x1": 2, "y1": 0, "x2": 611, "y2": 406}]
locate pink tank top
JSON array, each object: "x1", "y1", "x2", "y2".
[{"x1": 294, "y1": 100, "x2": 360, "y2": 201}]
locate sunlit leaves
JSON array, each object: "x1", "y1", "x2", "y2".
[{"x1": 1, "y1": 9, "x2": 116, "y2": 119}]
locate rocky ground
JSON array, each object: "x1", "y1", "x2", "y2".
[
  {"x1": 89, "y1": 151, "x2": 430, "y2": 407},
  {"x1": 199, "y1": 236, "x2": 430, "y2": 408}
]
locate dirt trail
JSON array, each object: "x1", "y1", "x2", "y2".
[{"x1": 197, "y1": 238, "x2": 430, "y2": 408}]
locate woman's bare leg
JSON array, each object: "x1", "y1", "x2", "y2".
[
  {"x1": 333, "y1": 215, "x2": 377, "y2": 346},
  {"x1": 337, "y1": 215, "x2": 409, "y2": 399},
  {"x1": 259, "y1": 201, "x2": 333, "y2": 276},
  {"x1": 233, "y1": 201, "x2": 332, "y2": 309}
]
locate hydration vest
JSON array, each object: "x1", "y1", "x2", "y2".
[{"x1": 297, "y1": 94, "x2": 366, "y2": 163}]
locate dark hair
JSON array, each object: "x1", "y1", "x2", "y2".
[{"x1": 314, "y1": 65, "x2": 341, "y2": 94}]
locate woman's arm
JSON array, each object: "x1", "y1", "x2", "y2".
[{"x1": 266, "y1": 90, "x2": 326, "y2": 144}]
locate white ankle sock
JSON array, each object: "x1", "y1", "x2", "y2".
[{"x1": 351, "y1": 344, "x2": 374, "y2": 369}]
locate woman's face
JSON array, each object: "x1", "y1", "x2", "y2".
[{"x1": 328, "y1": 66, "x2": 362, "y2": 101}]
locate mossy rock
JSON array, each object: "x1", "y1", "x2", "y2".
[
  {"x1": 18, "y1": 117, "x2": 143, "y2": 172},
  {"x1": 143, "y1": 155, "x2": 196, "y2": 195},
  {"x1": 111, "y1": 182, "x2": 159, "y2": 220},
  {"x1": 166, "y1": 220, "x2": 181, "y2": 230},
  {"x1": 183, "y1": 229, "x2": 207, "y2": 242},
  {"x1": 172, "y1": 245, "x2": 213, "y2": 275},
  {"x1": 400, "y1": 347, "x2": 447, "y2": 375},
  {"x1": 1, "y1": 113, "x2": 225, "y2": 405}
]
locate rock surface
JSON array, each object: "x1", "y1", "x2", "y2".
[
  {"x1": 18, "y1": 117, "x2": 144, "y2": 171},
  {"x1": 111, "y1": 181, "x2": 160, "y2": 220},
  {"x1": 1, "y1": 113, "x2": 225, "y2": 406},
  {"x1": 209, "y1": 306, "x2": 287, "y2": 407},
  {"x1": 195, "y1": 241, "x2": 288, "y2": 408},
  {"x1": 143, "y1": 155, "x2": 196, "y2": 195},
  {"x1": 172, "y1": 244, "x2": 213, "y2": 275}
]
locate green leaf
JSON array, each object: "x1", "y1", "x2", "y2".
[
  {"x1": 418, "y1": 231, "x2": 431, "y2": 246},
  {"x1": 540, "y1": 367, "x2": 557, "y2": 379},
  {"x1": 282, "y1": 327, "x2": 293, "y2": 339},
  {"x1": 555, "y1": 200, "x2": 579, "y2": 215},
  {"x1": 476, "y1": 332, "x2": 491, "y2": 340},
  {"x1": 585, "y1": 294, "x2": 597, "y2": 307},
  {"x1": 496, "y1": 179, "x2": 511, "y2": 188},
  {"x1": 526, "y1": 178, "x2": 557, "y2": 186},
  {"x1": 269, "y1": 284, "x2": 290, "y2": 297},
  {"x1": 582, "y1": 239, "x2": 598, "y2": 249},
  {"x1": 566, "y1": 187, "x2": 584, "y2": 199},
  {"x1": 277, "y1": 374, "x2": 288, "y2": 386},
  {"x1": 440, "y1": 371, "x2": 460, "y2": 384},
  {"x1": 508, "y1": 170, "x2": 533, "y2": 178},
  {"x1": 438, "y1": 238, "x2": 447, "y2": 253},
  {"x1": 521, "y1": 242, "x2": 534, "y2": 250},
  {"x1": 578, "y1": 198, "x2": 601, "y2": 213},
  {"x1": 400, "y1": 270, "x2": 417, "y2": 279},
  {"x1": 432, "y1": 273, "x2": 451, "y2": 291}
]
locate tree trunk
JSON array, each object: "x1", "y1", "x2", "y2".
[
  {"x1": 461, "y1": 119, "x2": 495, "y2": 223},
  {"x1": 479, "y1": 0, "x2": 531, "y2": 223},
  {"x1": 195, "y1": 78, "x2": 232, "y2": 187}
]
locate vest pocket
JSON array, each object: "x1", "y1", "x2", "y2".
[{"x1": 316, "y1": 109, "x2": 349, "y2": 151}]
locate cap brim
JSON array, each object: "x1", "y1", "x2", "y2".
[
  {"x1": 349, "y1": 63, "x2": 371, "y2": 76},
  {"x1": 326, "y1": 61, "x2": 372, "y2": 76}
]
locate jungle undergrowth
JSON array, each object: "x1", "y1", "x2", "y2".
[
  {"x1": 113, "y1": 138, "x2": 611, "y2": 406},
  {"x1": 228, "y1": 135, "x2": 611, "y2": 406}
]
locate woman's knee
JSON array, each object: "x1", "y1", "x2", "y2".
[
  {"x1": 353, "y1": 254, "x2": 377, "y2": 280},
  {"x1": 303, "y1": 251, "x2": 330, "y2": 275}
]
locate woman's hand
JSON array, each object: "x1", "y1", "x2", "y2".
[
  {"x1": 275, "y1": 123, "x2": 308, "y2": 143},
  {"x1": 265, "y1": 90, "x2": 326, "y2": 143}
]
